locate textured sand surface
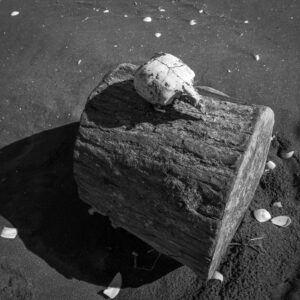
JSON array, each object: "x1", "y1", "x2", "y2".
[{"x1": 0, "y1": 0, "x2": 299, "y2": 299}]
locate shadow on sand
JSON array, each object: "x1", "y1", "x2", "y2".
[{"x1": 0, "y1": 123, "x2": 180, "y2": 288}]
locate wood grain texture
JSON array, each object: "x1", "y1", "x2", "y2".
[{"x1": 73, "y1": 63, "x2": 274, "y2": 279}]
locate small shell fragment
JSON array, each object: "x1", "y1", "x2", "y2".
[
  {"x1": 103, "y1": 272, "x2": 122, "y2": 299},
  {"x1": 143, "y1": 17, "x2": 152, "y2": 22},
  {"x1": 154, "y1": 32, "x2": 162, "y2": 38},
  {"x1": 279, "y1": 150, "x2": 294, "y2": 159},
  {"x1": 11, "y1": 11, "x2": 20, "y2": 17},
  {"x1": 158, "y1": 7, "x2": 166, "y2": 12},
  {"x1": 211, "y1": 271, "x2": 223, "y2": 282},
  {"x1": 103, "y1": 9, "x2": 110, "y2": 13},
  {"x1": 198, "y1": 86, "x2": 229, "y2": 97},
  {"x1": 189, "y1": 19, "x2": 197, "y2": 26},
  {"x1": 1, "y1": 227, "x2": 18, "y2": 239},
  {"x1": 273, "y1": 201, "x2": 283, "y2": 208},
  {"x1": 271, "y1": 216, "x2": 291, "y2": 227},
  {"x1": 254, "y1": 54, "x2": 260, "y2": 61},
  {"x1": 254, "y1": 209, "x2": 272, "y2": 223},
  {"x1": 266, "y1": 161, "x2": 276, "y2": 170}
]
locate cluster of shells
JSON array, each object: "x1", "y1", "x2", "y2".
[
  {"x1": 253, "y1": 208, "x2": 291, "y2": 227},
  {"x1": 265, "y1": 135, "x2": 295, "y2": 172},
  {"x1": 258, "y1": 135, "x2": 295, "y2": 226}
]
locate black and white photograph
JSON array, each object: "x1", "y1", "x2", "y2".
[{"x1": 0, "y1": 1, "x2": 299, "y2": 299}]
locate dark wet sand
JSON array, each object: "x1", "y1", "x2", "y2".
[{"x1": 0, "y1": 0, "x2": 300, "y2": 299}]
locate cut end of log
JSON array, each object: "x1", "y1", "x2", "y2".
[{"x1": 209, "y1": 106, "x2": 274, "y2": 278}]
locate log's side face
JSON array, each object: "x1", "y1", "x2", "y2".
[
  {"x1": 73, "y1": 64, "x2": 274, "y2": 278},
  {"x1": 209, "y1": 106, "x2": 274, "y2": 278}
]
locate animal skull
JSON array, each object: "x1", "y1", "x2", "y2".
[{"x1": 134, "y1": 53, "x2": 204, "y2": 111}]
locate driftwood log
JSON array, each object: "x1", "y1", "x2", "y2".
[{"x1": 73, "y1": 64, "x2": 274, "y2": 279}]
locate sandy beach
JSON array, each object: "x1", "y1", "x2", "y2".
[{"x1": 0, "y1": 0, "x2": 299, "y2": 299}]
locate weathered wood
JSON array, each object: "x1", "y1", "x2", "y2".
[{"x1": 73, "y1": 63, "x2": 274, "y2": 279}]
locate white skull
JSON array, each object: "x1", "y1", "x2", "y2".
[{"x1": 134, "y1": 53, "x2": 202, "y2": 107}]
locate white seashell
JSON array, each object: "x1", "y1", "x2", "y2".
[
  {"x1": 154, "y1": 32, "x2": 161, "y2": 38},
  {"x1": 143, "y1": 17, "x2": 152, "y2": 22},
  {"x1": 1, "y1": 227, "x2": 18, "y2": 239},
  {"x1": 244, "y1": 20, "x2": 249, "y2": 24},
  {"x1": 158, "y1": 7, "x2": 166, "y2": 12},
  {"x1": 78, "y1": 59, "x2": 82, "y2": 65},
  {"x1": 271, "y1": 216, "x2": 291, "y2": 227},
  {"x1": 253, "y1": 209, "x2": 272, "y2": 223},
  {"x1": 211, "y1": 271, "x2": 223, "y2": 282},
  {"x1": 266, "y1": 161, "x2": 276, "y2": 170},
  {"x1": 124, "y1": 14, "x2": 128, "y2": 18},
  {"x1": 103, "y1": 272, "x2": 122, "y2": 299},
  {"x1": 189, "y1": 19, "x2": 197, "y2": 26},
  {"x1": 134, "y1": 53, "x2": 204, "y2": 109},
  {"x1": 103, "y1": 9, "x2": 109, "y2": 13},
  {"x1": 254, "y1": 54, "x2": 260, "y2": 61},
  {"x1": 273, "y1": 201, "x2": 283, "y2": 208},
  {"x1": 280, "y1": 150, "x2": 294, "y2": 159},
  {"x1": 11, "y1": 11, "x2": 20, "y2": 17}
]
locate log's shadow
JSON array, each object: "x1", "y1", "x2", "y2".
[{"x1": 0, "y1": 123, "x2": 180, "y2": 288}]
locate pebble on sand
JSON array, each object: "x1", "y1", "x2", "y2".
[{"x1": 10, "y1": 11, "x2": 20, "y2": 17}]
